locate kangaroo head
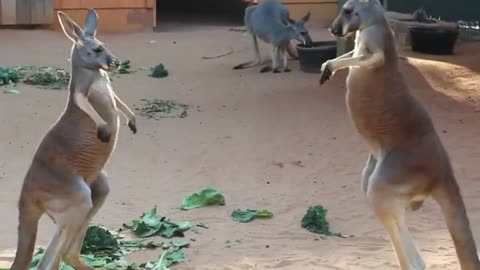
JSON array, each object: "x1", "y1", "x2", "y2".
[
  {"x1": 329, "y1": 0, "x2": 385, "y2": 37},
  {"x1": 288, "y1": 12, "x2": 313, "y2": 46},
  {"x1": 57, "y1": 9, "x2": 120, "y2": 72},
  {"x1": 284, "y1": 24, "x2": 306, "y2": 45}
]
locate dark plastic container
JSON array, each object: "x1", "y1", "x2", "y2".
[
  {"x1": 409, "y1": 27, "x2": 459, "y2": 55},
  {"x1": 296, "y1": 41, "x2": 337, "y2": 73}
]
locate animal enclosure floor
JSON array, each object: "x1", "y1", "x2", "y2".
[{"x1": 1, "y1": 26, "x2": 480, "y2": 270}]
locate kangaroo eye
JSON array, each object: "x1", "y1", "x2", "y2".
[
  {"x1": 92, "y1": 46, "x2": 103, "y2": 53},
  {"x1": 344, "y1": 9, "x2": 353, "y2": 15}
]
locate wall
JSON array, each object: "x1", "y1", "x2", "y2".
[
  {"x1": 51, "y1": 0, "x2": 155, "y2": 32},
  {"x1": 281, "y1": 0, "x2": 338, "y2": 21},
  {"x1": 0, "y1": 0, "x2": 54, "y2": 25}
]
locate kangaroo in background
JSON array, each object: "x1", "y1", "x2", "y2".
[
  {"x1": 319, "y1": 0, "x2": 480, "y2": 269},
  {"x1": 233, "y1": 0, "x2": 310, "y2": 73},
  {"x1": 10, "y1": 9, "x2": 137, "y2": 270}
]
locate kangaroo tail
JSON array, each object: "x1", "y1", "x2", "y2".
[
  {"x1": 433, "y1": 173, "x2": 480, "y2": 270},
  {"x1": 10, "y1": 197, "x2": 41, "y2": 270},
  {"x1": 234, "y1": 34, "x2": 261, "y2": 70},
  {"x1": 233, "y1": 62, "x2": 258, "y2": 69}
]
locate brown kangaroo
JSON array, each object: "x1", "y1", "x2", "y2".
[
  {"x1": 10, "y1": 9, "x2": 136, "y2": 270},
  {"x1": 319, "y1": 0, "x2": 480, "y2": 269}
]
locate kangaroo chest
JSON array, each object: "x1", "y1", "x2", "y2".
[
  {"x1": 61, "y1": 71, "x2": 120, "y2": 182},
  {"x1": 88, "y1": 70, "x2": 119, "y2": 127}
]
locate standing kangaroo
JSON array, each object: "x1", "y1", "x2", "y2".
[
  {"x1": 10, "y1": 9, "x2": 137, "y2": 270},
  {"x1": 233, "y1": 0, "x2": 310, "y2": 73},
  {"x1": 319, "y1": 0, "x2": 480, "y2": 269}
]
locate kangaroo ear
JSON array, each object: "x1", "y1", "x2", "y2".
[
  {"x1": 84, "y1": 9, "x2": 98, "y2": 37},
  {"x1": 287, "y1": 17, "x2": 296, "y2": 24},
  {"x1": 57, "y1": 11, "x2": 84, "y2": 42},
  {"x1": 302, "y1": 12, "x2": 311, "y2": 22}
]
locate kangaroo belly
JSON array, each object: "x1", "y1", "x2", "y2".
[
  {"x1": 346, "y1": 67, "x2": 430, "y2": 156},
  {"x1": 67, "y1": 125, "x2": 118, "y2": 182}
]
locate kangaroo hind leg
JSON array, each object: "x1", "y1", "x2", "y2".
[
  {"x1": 10, "y1": 197, "x2": 43, "y2": 270},
  {"x1": 282, "y1": 48, "x2": 291, "y2": 72},
  {"x1": 37, "y1": 178, "x2": 93, "y2": 270},
  {"x1": 367, "y1": 162, "x2": 426, "y2": 270},
  {"x1": 63, "y1": 171, "x2": 110, "y2": 270}
]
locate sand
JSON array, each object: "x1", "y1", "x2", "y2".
[{"x1": 0, "y1": 25, "x2": 480, "y2": 270}]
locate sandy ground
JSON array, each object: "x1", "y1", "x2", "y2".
[{"x1": 1, "y1": 24, "x2": 480, "y2": 270}]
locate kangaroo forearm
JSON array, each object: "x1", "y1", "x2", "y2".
[
  {"x1": 333, "y1": 50, "x2": 354, "y2": 61},
  {"x1": 74, "y1": 93, "x2": 107, "y2": 126},
  {"x1": 330, "y1": 52, "x2": 385, "y2": 72},
  {"x1": 114, "y1": 93, "x2": 134, "y2": 121}
]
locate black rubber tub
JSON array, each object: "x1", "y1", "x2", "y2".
[
  {"x1": 409, "y1": 27, "x2": 459, "y2": 55},
  {"x1": 296, "y1": 41, "x2": 337, "y2": 73}
]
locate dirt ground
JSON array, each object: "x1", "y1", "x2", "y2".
[{"x1": 1, "y1": 24, "x2": 480, "y2": 270}]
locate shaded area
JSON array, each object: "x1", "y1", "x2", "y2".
[{"x1": 155, "y1": 0, "x2": 249, "y2": 32}]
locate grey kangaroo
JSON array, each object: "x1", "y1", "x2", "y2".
[
  {"x1": 319, "y1": 0, "x2": 480, "y2": 269},
  {"x1": 10, "y1": 9, "x2": 137, "y2": 270},
  {"x1": 233, "y1": 0, "x2": 310, "y2": 73}
]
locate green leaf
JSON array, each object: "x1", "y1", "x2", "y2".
[
  {"x1": 151, "y1": 250, "x2": 185, "y2": 270},
  {"x1": 196, "y1": 223, "x2": 209, "y2": 229},
  {"x1": 180, "y1": 187, "x2": 225, "y2": 210},
  {"x1": 231, "y1": 209, "x2": 273, "y2": 223},
  {"x1": 176, "y1": 221, "x2": 192, "y2": 232},
  {"x1": 3, "y1": 89, "x2": 19, "y2": 94},
  {"x1": 170, "y1": 239, "x2": 190, "y2": 250}
]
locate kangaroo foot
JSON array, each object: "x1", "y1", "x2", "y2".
[{"x1": 260, "y1": 66, "x2": 273, "y2": 73}]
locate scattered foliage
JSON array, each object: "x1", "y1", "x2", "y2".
[
  {"x1": 123, "y1": 206, "x2": 192, "y2": 238},
  {"x1": 135, "y1": 99, "x2": 190, "y2": 120}
]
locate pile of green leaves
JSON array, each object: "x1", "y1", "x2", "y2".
[
  {"x1": 135, "y1": 99, "x2": 190, "y2": 120},
  {"x1": 123, "y1": 206, "x2": 192, "y2": 238},
  {"x1": 149, "y1": 64, "x2": 168, "y2": 78},
  {"x1": 81, "y1": 225, "x2": 121, "y2": 255},
  {"x1": 0, "y1": 60, "x2": 136, "y2": 90},
  {"x1": 231, "y1": 209, "x2": 273, "y2": 223},
  {"x1": 0, "y1": 67, "x2": 19, "y2": 85},
  {"x1": 301, "y1": 205, "x2": 340, "y2": 236},
  {"x1": 0, "y1": 66, "x2": 69, "y2": 89},
  {"x1": 27, "y1": 225, "x2": 161, "y2": 270},
  {"x1": 20, "y1": 66, "x2": 70, "y2": 89},
  {"x1": 180, "y1": 187, "x2": 226, "y2": 210}
]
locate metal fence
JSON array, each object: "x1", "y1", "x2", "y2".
[{"x1": 386, "y1": 0, "x2": 478, "y2": 22}]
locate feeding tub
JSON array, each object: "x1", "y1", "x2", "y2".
[{"x1": 296, "y1": 41, "x2": 337, "y2": 73}]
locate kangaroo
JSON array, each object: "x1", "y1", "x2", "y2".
[
  {"x1": 319, "y1": 0, "x2": 480, "y2": 269},
  {"x1": 233, "y1": 0, "x2": 310, "y2": 73},
  {"x1": 10, "y1": 9, "x2": 137, "y2": 270}
]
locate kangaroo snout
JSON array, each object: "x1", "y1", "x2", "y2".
[
  {"x1": 107, "y1": 57, "x2": 120, "y2": 71},
  {"x1": 329, "y1": 15, "x2": 344, "y2": 37},
  {"x1": 329, "y1": 22, "x2": 342, "y2": 37}
]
